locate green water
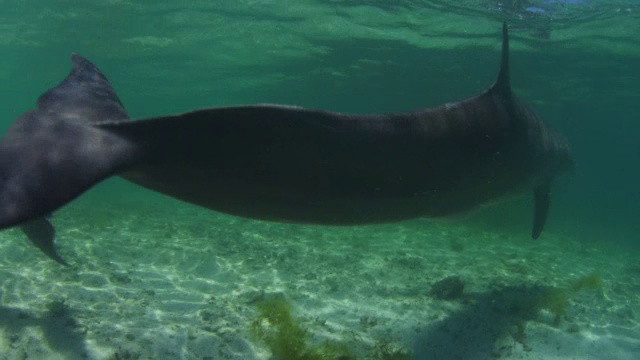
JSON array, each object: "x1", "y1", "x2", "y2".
[{"x1": 0, "y1": 1, "x2": 639, "y2": 359}]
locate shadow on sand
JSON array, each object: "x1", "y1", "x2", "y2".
[
  {"x1": 413, "y1": 284, "x2": 554, "y2": 360},
  {"x1": 0, "y1": 301, "x2": 88, "y2": 357}
]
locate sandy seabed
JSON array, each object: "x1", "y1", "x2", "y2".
[{"x1": 0, "y1": 195, "x2": 638, "y2": 360}]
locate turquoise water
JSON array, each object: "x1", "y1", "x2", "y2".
[{"x1": 0, "y1": 1, "x2": 639, "y2": 359}]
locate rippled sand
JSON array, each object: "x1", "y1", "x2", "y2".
[{"x1": 0, "y1": 192, "x2": 638, "y2": 359}]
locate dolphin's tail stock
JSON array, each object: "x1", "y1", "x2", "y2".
[{"x1": 0, "y1": 54, "x2": 138, "y2": 264}]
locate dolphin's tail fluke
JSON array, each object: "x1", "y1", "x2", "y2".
[{"x1": 0, "y1": 54, "x2": 138, "y2": 263}]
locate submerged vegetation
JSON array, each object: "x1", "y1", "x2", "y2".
[
  {"x1": 250, "y1": 295, "x2": 354, "y2": 360},
  {"x1": 250, "y1": 295, "x2": 412, "y2": 360},
  {"x1": 500, "y1": 272, "x2": 603, "y2": 348},
  {"x1": 495, "y1": 272, "x2": 602, "y2": 329},
  {"x1": 411, "y1": 272, "x2": 605, "y2": 358},
  {"x1": 248, "y1": 274, "x2": 600, "y2": 359},
  {"x1": 538, "y1": 272, "x2": 601, "y2": 320}
]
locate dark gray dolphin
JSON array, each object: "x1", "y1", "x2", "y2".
[{"x1": 0, "y1": 23, "x2": 572, "y2": 264}]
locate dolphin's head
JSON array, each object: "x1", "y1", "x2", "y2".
[
  {"x1": 507, "y1": 99, "x2": 573, "y2": 239},
  {"x1": 511, "y1": 99, "x2": 573, "y2": 185},
  {"x1": 535, "y1": 124, "x2": 574, "y2": 187},
  {"x1": 547, "y1": 130, "x2": 574, "y2": 178}
]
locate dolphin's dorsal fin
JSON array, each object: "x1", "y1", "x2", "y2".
[{"x1": 491, "y1": 22, "x2": 511, "y2": 96}]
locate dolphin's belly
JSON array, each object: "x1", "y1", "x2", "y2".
[
  {"x1": 121, "y1": 155, "x2": 508, "y2": 225},
  {"x1": 121, "y1": 175, "x2": 462, "y2": 224}
]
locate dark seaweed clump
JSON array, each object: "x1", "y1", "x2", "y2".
[{"x1": 429, "y1": 275, "x2": 465, "y2": 300}]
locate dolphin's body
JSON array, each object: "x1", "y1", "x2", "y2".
[{"x1": 0, "y1": 24, "x2": 572, "y2": 264}]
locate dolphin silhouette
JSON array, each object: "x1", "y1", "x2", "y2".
[{"x1": 0, "y1": 23, "x2": 572, "y2": 264}]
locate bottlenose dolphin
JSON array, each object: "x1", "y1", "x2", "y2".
[{"x1": 0, "y1": 23, "x2": 572, "y2": 264}]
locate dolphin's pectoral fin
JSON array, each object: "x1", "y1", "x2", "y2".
[
  {"x1": 19, "y1": 217, "x2": 69, "y2": 266},
  {"x1": 532, "y1": 180, "x2": 552, "y2": 239}
]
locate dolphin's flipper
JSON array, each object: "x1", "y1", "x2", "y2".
[
  {"x1": 19, "y1": 217, "x2": 68, "y2": 266},
  {"x1": 532, "y1": 180, "x2": 552, "y2": 239}
]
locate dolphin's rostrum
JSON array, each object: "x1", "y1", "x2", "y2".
[{"x1": 0, "y1": 23, "x2": 572, "y2": 264}]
